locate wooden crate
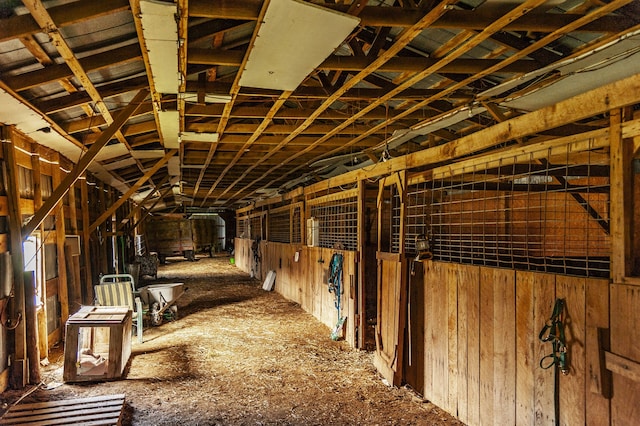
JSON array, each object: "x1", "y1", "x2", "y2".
[{"x1": 63, "y1": 306, "x2": 132, "y2": 382}]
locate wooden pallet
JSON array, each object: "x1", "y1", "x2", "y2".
[{"x1": 0, "y1": 394, "x2": 125, "y2": 425}]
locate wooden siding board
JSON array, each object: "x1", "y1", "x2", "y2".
[
  {"x1": 557, "y1": 275, "x2": 586, "y2": 426},
  {"x1": 424, "y1": 260, "x2": 450, "y2": 408},
  {"x1": 516, "y1": 271, "x2": 556, "y2": 426},
  {"x1": 585, "y1": 278, "x2": 610, "y2": 426},
  {"x1": 229, "y1": 238, "x2": 614, "y2": 426},
  {"x1": 466, "y1": 264, "x2": 481, "y2": 426},
  {"x1": 456, "y1": 264, "x2": 469, "y2": 423},
  {"x1": 447, "y1": 263, "x2": 458, "y2": 415},
  {"x1": 610, "y1": 283, "x2": 640, "y2": 425},
  {"x1": 493, "y1": 268, "x2": 516, "y2": 425},
  {"x1": 533, "y1": 274, "x2": 556, "y2": 426},
  {"x1": 516, "y1": 271, "x2": 536, "y2": 426},
  {"x1": 479, "y1": 266, "x2": 495, "y2": 425},
  {"x1": 423, "y1": 260, "x2": 435, "y2": 405},
  {"x1": 405, "y1": 260, "x2": 425, "y2": 395}
]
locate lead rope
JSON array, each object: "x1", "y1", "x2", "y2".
[
  {"x1": 328, "y1": 253, "x2": 345, "y2": 340},
  {"x1": 539, "y1": 298, "x2": 569, "y2": 425}
]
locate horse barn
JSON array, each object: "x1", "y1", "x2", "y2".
[{"x1": 0, "y1": 0, "x2": 639, "y2": 424}]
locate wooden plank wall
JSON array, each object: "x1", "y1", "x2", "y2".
[
  {"x1": 609, "y1": 284, "x2": 640, "y2": 425},
  {"x1": 422, "y1": 260, "x2": 610, "y2": 425},
  {"x1": 234, "y1": 239, "x2": 357, "y2": 347},
  {"x1": 374, "y1": 253, "x2": 405, "y2": 385},
  {"x1": 0, "y1": 128, "x2": 141, "y2": 391}
]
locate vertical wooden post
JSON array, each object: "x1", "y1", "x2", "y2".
[
  {"x1": 609, "y1": 108, "x2": 633, "y2": 281},
  {"x1": 52, "y1": 152, "x2": 69, "y2": 327},
  {"x1": 23, "y1": 271, "x2": 40, "y2": 384},
  {"x1": 356, "y1": 179, "x2": 365, "y2": 349},
  {"x1": 30, "y1": 149, "x2": 48, "y2": 360},
  {"x1": 3, "y1": 127, "x2": 27, "y2": 387},
  {"x1": 98, "y1": 182, "x2": 108, "y2": 274},
  {"x1": 66, "y1": 179, "x2": 81, "y2": 313},
  {"x1": 80, "y1": 175, "x2": 92, "y2": 303},
  {"x1": 67, "y1": 181, "x2": 78, "y2": 234}
]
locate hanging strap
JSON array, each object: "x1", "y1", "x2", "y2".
[
  {"x1": 539, "y1": 298, "x2": 569, "y2": 375},
  {"x1": 328, "y1": 253, "x2": 343, "y2": 316}
]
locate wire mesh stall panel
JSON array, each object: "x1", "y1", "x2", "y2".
[
  {"x1": 249, "y1": 213, "x2": 265, "y2": 241},
  {"x1": 307, "y1": 188, "x2": 358, "y2": 251},
  {"x1": 418, "y1": 140, "x2": 610, "y2": 277},
  {"x1": 291, "y1": 204, "x2": 302, "y2": 244},
  {"x1": 405, "y1": 177, "x2": 434, "y2": 257},
  {"x1": 267, "y1": 202, "x2": 303, "y2": 244},
  {"x1": 237, "y1": 216, "x2": 249, "y2": 239},
  {"x1": 378, "y1": 182, "x2": 403, "y2": 254}
]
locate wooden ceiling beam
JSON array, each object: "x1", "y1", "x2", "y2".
[
  {"x1": 88, "y1": 149, "x2": 177, "y2": 233},
  {"x1": 0, "y1": 0, "x2": 130, "y2": 43},
  {"x1": 189, "y1": 0, "x2": 632, "y2": 33},
  {"x1": 4, "y1": 43, "x2": 142, "y2": 92},
  {"x1": 234, "y1": 0, "x2": 562, "y2": 202},
  {"x1": 22, "y1": 89, "x2": 149, "y2": 238},
  {"x1": 186, "y1": 122, "x2": 406, "y2": 136},
  {"x1": 187, "y1": 0, "x2": 271, "y2": 208},
  {"x1": 184, "y1": 81, "x2": 475, "y2": 101},
  {"x1": 284, "y1": 0, "x2": 636, "y2": 189},
  {"x1": 204, "y1": 91, "x2": 293, "y2": 205},
  {"x1": 22, "y1": 0, "x2": 132, "y2": 152},
  {"x1": 34, "y1": 75, "x2": 150, "y2": 114},
  {"x1": 82, "y1": 119, "x2": 158, "y2": 144},
  {"x1": 220, "y1": 0, "x2": 461, "y2": 202},
  {"x1": 188, "y1": 48, "x2": 539, "y2": 74},
  {"x1": 184, "y1": 104, "x2": 435, "y2": 120},
  {"x1": 184, "y1": 137, "x2": 380, "y2": 152},
  {"x1": 62, "y1": 102, "x2": 154, "y2": 134}
]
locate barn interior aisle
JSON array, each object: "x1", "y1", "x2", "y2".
[{"x1": 0, "y1": 256, "x2": 460, "y2": 425}]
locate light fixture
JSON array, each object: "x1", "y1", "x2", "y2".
[
  {"x1": 157, "y1": 110, "x2": 180, "y2": 148},
  {"x1": 139, "y1": 0, "x2": 179, "y2": 94},
  {"x1": 167, "y1": 156, "x2": 180, "y2": 176},
  {"x1": 239, "y1": 0, "x2": 360, "y2": 91},
  {"x1": 179, "y1": 131, "x2": 219, "y2": 143}
]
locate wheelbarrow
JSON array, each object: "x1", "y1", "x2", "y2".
[{"x1": 137, "y1": 283, "x2": 186, "y2": 326}]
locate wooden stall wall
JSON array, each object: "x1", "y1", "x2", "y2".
[
  {"x1": 234, "y1": 238, "x2": 253, "y2": 274},
  {"x1": 609, "y1": 283, "x2": 640, "y2": 426},
  {"x1": 421, "y1": 260, "x2": 610, "y2": 426},
  {"x1": 374, "y1": 252, "x2": 406, "y2": 386},
  {"x1": 237, "y1": 239, "x2": 358, "y2": 347},
  {"x1": 0, "y1": 127, "x2": 137, "y2": 390}
]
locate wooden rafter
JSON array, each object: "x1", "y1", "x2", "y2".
[
  {"x1": 228, "y1": 0, "x2": 549, "y2": 202},
  {"x1": 88, "y1": 149, "x2": 177, "y2": 233},
  {"x1": 253, "y1": 0, "x2": 635, "y2": 197},
  {"x1": 22, "y1": 89, "x2": 150, "y2": 238},
  {"x1": 189, "y1": 0, "x2": 633, "y2": 34},
  {"x1": 189, "y1": 0, "x2": 273, "y2": 202},
  {"x1": 219, "y1": 0, "x2": 460, "y2": 202}
]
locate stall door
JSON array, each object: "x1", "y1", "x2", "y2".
[{"x1": 373, "y1": 173, "x2": 408, "y2": 386}]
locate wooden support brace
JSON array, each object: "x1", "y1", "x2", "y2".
[
  {"x1": 116, "y1": 174, "x2": 171, "y2": 232},
  {"x1": 22, "y1": 89, "x2": 149, "y2": 239},
  {"x1": 587, "y1": 326, "x2": 612, "y2": 398},
  {"x1": 128, "y1": 184, "x2": 176, "y2": 232},
  {"x1": 88, "y1": 149, "x2": 177, "y2": 233},
  {"x1": 605, "y1": 351, "x2": 640, "y2": 383}
]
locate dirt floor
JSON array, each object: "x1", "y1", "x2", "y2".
[{"x1": 0, "y1": 256, "x2": 463, "y2": 425}]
